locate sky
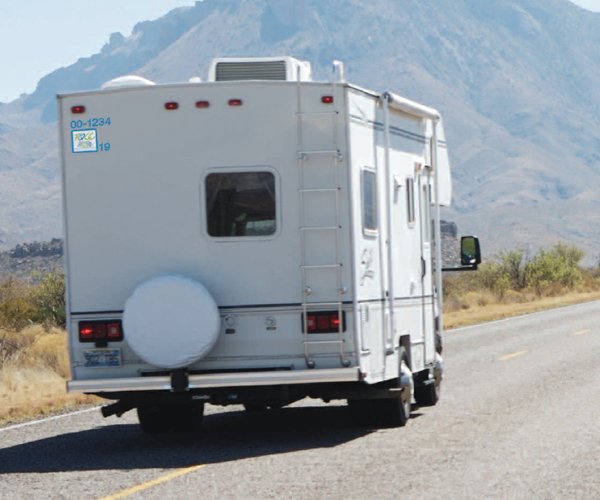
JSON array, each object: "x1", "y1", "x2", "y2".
[{"x1": 1, "y1": 0, "x2": 600, "y2": 104}]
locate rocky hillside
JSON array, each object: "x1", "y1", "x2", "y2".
[
  {"x1": 0, "y1": 239, "x2": 63, "y2": 282},
  {"x1": 2, "y1": 0, "x2": 600, "y2": 259}
]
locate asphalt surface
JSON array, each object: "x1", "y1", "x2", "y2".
[{"x1": 2, "y1": 301, "x2": 600, "y2": 499}]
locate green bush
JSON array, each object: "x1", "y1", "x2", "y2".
[
  {"x1": 0, "y1": 270, "x2": 65, "y2": 331},
  {"x1": 443, "y1": 242, "x2": 592, "y2": 308},
  {"x1": 524, "y1": 243, "x2": 584, "y2": 296}
]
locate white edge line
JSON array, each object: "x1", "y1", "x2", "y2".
[
  {"x1": 446, "y1": 299, "x2": 600, "y2": 334},
  {"x1": 0, "y1": 406, "x2": 101, "y2": 433}
]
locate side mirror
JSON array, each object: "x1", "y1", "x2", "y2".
[
  {"x1": 460, "y1": 236, "x2": 482, "y2": 266},
  {"x1": 443, "y1": 235, "x2": 482, "y2": 272}
]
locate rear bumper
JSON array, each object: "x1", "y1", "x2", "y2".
[{"x1": 67, "y1": 367, "x2": 361, "y2": 394}]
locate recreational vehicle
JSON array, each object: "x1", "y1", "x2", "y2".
[{"x1": 58, "y1": 57, "x2": 481, "y2": 433}]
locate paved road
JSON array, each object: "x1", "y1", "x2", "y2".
[{"x1": 2, "y1": 301, "x2": 600, "y2": 499}]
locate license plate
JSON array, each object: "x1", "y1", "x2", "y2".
[{"x1": 84, "y1": 348, "x2": 121, "y2": 368}]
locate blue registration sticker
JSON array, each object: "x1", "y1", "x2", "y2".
[
  {"x1": 72, "y1": 129, "x2": 98, "y2": 153},
  {"x1": 83, "y1": 348, "x2": 121, "y2": 368}
]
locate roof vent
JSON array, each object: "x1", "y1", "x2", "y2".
[
  {"x1": 208, "y1": 57, "x2": 312, "y2": 82},
  {"x1": 101, "y1": 75, "x2": 156, "y2": 90}
]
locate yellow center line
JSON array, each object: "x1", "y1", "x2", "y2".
[
  {"x1": 97, "y1": 464, "x2": 206, "y2": 500},
  {"x1": 572, "y1": 329, "x2": 590, "y2": 336},
  {"x1": 500, "y1": 350, "x2": 527, "y2": 361}
]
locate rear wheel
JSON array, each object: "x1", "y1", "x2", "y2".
[
  {"x1": 170, "y1": 403, "x2": 204, "y2": 433},
  {"x1": 348, "y1": 399, "x2": 377, "y2": 426},
  {"x1": 137, "y1": 405, "x2": 171, "y2": 434},
  {"x1": 137, "y1": 403, "x2": 204, "y2": 434},
  {"x1": 414, "y1": 381, "x2": 440, "y2": 407},
  {"x1": 243, "y1": 402, "x2": 269, "y2": 412},
  {"x1": 348, "y1": 347, "x2": 412, "y2": 428},
  {"x1": 378, "y1": 348, "x2": 412, "y2": 427}
]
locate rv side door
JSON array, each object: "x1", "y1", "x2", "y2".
[{"x1": 418, "y1": 167, "x2": 435, "y2": 365}]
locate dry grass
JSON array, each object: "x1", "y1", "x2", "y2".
[
  {"x1": 0, "y1": 326, "x2": 98, "y2": 425},
  {"x1": 444, "y1": 290, "x2": 600, "y2": 330}
]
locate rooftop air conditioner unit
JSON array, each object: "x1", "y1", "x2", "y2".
[{"x1": 208, "y1": 57, "x2": 312, "y2": 82}]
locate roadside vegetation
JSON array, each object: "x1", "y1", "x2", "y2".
[
  {"x1": 0, "y1": 270, "x2": 96, "y2": 424},
  {"x1": 444, "y1": 242, "x2": 600, "y2": 328},
  {"x1": 1, "y1": 242, "x2": 600, "y2": 424}
]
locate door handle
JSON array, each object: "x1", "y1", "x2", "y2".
[{"x1": 421, "y1": 257, "x2": 426, "y2": 278}]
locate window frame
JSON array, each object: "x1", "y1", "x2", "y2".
[
  {"x1": 406, "y1": 176, "x2": 416, "y2": 227},
  {"x1": 201, "y1": 166, "x2": 281, "y2": 242},
  {"x1": 361, "y1": 167, "x2": 378, "y2": 237}
]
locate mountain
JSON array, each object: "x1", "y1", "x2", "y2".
[{"x1": 2, "y1": 0, "x2": 600, "y2": 261}]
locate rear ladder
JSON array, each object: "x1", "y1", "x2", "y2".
[{"x1": 296, "y1": 80, "x2": 350, "y2": 369}]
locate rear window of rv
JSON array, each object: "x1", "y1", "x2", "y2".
[
  {"x1": 205, "y1": 172, "x2": 276, "y2": 237},
  {"x1": 361, "y1": 169, "x2": 378, "y2": 233}
]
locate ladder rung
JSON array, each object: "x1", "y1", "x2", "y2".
[
  {"x1": 303, "y1": 340, "x2": 344, "y2": 345},
  {"x1": 303, "y1": 302, "x2": 344, "y2": 307},
  {"x1": 298, "y1": 188, "x2": 340, "y2": 193},
  {"x1": 297, "y1": 111, "x2": 339, "y2": 116},
  {"x1": 299, "y1": 226, "x2": 340, "y2": 231},
  {"x1": 301, "y1": 264, "x2": 342, "y2": 269},
  {"x1": 298, "y1": 149, "x2": 340, "y2": 155}
]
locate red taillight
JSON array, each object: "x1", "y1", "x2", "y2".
[
  {"x1": 79, "y1": 323, "x2": 93, "y2": 339},
  {"x1": 321, "y1": 96, "x2": 334, "y2": 104},
  {"x1": 107, "y1": 323, "x2": 121, "y2": 339},
  {"x1": 228, "y1": 99, "x2": 243, "y2": 106},
  {"x1": 165, "y1": 102, "x2": 179, "y2": 110},
  {"x1": 79, "y1": 320, "x2": 123, "y2": 342},
  {"x1": 302, "y1": 311, "x2": 345, "y2": 334},
  {"x1": 196, "y1": 100, "x2": 210, "y2": 108},
  {"x1": 71, "y1": 105, "x2": 85, "y2": 114},
  {"x1": 95, "y1": 323, "x2": 107, "y2": 339},
  {"x1": 317, "y1": 315, "x2": 329, "y2": 330},
  {"x1": 330, "y1": 314, "x2": 340, "y2": 329}
]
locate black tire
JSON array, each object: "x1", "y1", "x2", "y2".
[
  {"x1": 348, "y1": 348, "x2": 411, "y2": 428},
  {"x1": 170, "y1": 403, "x2": 204, "y2": 433},
  {"x1": 137, "y1": 405, "x2": 172, "y2": 434},
  {"x1": 414, "y1": 381, "x2": 440, "y2": 407},
  {"x1": 137, "y1": 403, "x2": 204, "y2": 434},
  {"x1": 348, "y1": 399, "x2": 377, "y2": 426},
  {"x1": 243, "y1": 402, "x2": 269, "y2": 412},
  {"x1": 380, "y1": 347, "x2": 411, "y2": 427}
]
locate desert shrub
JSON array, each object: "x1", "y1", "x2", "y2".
[
  {"x1": 0, "y1": 270, "x2": 65, "y2": 330},
  {"x1": 28, "y1": 270, "x2": 66, "y2": 327},
  {"x1": 443, "y1": 242, "x2": 592, "y2": 304},
  {"x1": 524, "y1": 243, "x2": 584, "y2": 295}
]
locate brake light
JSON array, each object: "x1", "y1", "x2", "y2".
[
  {"x1": 317, "y1": 315, "x2": 329, "y2": 330},
  {"x1": 79, "y1": 320, "x2": 123, "y2": 342},
  {"x1": 228, "y1": 99, "x2": 243, "y2": 106},
  {"x1": 321, "y1": 96, "x2": 334, "y2": 104},
  {"x1": 79, "y1": 323, "x2": 93, "y2": 339},
  {"x1": 195, "y1": 100, "x2": 210, "y2": 108},
  {"x1": 71, "y1": 105, "x2": 85, "y2": 114},
  {"x1": 165, "y1": 102, "x2": 179, "y2": 110},
  {"x1": 302, "y1": 311, "x2": 345, "y2": 333},
  {"x1": 330, "y1": 314, "x2": 340, "y2": 329},
  {"x1": 95, "y1": 323, "x2": 107, "y2": 339}
]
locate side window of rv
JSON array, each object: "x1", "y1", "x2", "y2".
[
  {"x1": 422, "y1": 184, "x2": 431, "y2": 243},
  {"x1": 406, "y1": 177, "x2": 416, "y2": 226},
  {"x1": 205, "y1": 171, "x2": 276, "y2": 237},
  {"x1": 361, "y1": 169, "x2": 378, "y2": 234}
]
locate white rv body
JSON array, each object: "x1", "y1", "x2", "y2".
[{"x1": 58, "y1": 58, "x2": 452, "y2": 428}]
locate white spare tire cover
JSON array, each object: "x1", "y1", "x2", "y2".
[{"x1": 123, "y1": 275, "x2": 220, "y2": 369}]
